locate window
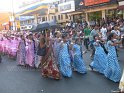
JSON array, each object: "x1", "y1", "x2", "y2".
[
  {"x1": 58, "y1": 15, "x2": 60, "y2": 20},
  {"x1": 28, "y1": 20, "x2": 31, "y2": 24},
  {"x1": 57, "y1": 1, "x2": 59, "y2": 4},
  {"x1": 54, "y1": 16, "x2": 56, "y2": 20},
  {"x1": 38, "y1": 18, "x2": 41, "y2": 23},
  {"x1": 26, "y1": 21, "x2": 28, "y2": 24},
  {"x1": 61, "y1": 15, "x2": 63, "y2": 20},
  {"x1": 52, "y1": 16, "x2": 54, "y2": 19},
  {"x1": 42, "y1": 17, "x2": 45, "y2": 21},
  {"x1": 59, "y1": 0, "x2": 66, "y2": 4},
  {"x1": 24, "y1": 21, "x2": 27, "y2": 24},
  {"x1": 46, "y1": 17, "x2": 47, "y2": 21},
  {"x1": 65, "y1": 14, "x2": 68, "y2": 19},
  {"x1": 65, "y1": 0, "x2": 72, "y2": 2},
  {"x1": 20, "y1": 21, "x2": 23, "y2": 25}
]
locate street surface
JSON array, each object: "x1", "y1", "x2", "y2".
[{"x1": 0, "y1": 49, "x2": 124, "y2": 93}]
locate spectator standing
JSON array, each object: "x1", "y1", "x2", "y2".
[{"x1": 83, "y1": 26, "x2": 91, "y2": 53}]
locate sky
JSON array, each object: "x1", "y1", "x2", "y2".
[
  {"x1": 0, "y1": 0, "x2": 57, "y2": 12},
  {"x1": 0, "y1": 0, "x2": 30, "y2": 12}
]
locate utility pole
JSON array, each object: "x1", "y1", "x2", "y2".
[{"x1": 11, "y1": 0, "x2": 16, "y2": 31}]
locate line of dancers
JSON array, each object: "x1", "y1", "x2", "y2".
[{"x1": 0, "y1": 30, "x2": 122, "y2": 82}]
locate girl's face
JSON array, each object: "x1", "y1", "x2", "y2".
[
  {"x1": 21, "y1": 36, "x2": 25, "y2": 40},
  {"x1": 29, "y1": 35, "x2": 33, "y2": 40},
  {"x1": 63, "y1": 37, "x2": 67, "y2": 42},
  {"x1": 112, "y1": 34, "x2": 117, "y2": 39},
  {"x1": 40, "y1": 39, "x2": 45, "y2": 45},
  {"x1": 47, "y1": 32, "x2": 50, "y2": 37},
  {"x1": 26, "y1": 36, "x2": 29, "y2": 39},
  {"x1": 76, "y1": 39, "x2": 80, "y2": 45},
  {"x1": 40, "y1": 34, "x2": 44, "y2": 38},
  {"x1": 95, "y1": 36, "x2": 99, "y2": 40},
  {"x1": 56, "y1": 32, "x2": 60, "y2": 38},
  {"x1": 114, "y1": 26, "x2": 118, "y2": 30},
  {"x1": 67, "y1": 34, "x2": 70, "y2": 39}
]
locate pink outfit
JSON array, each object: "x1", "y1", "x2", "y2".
[
  {"x1": 26, "y1": 40, "x2": 35, "y2": 67},
  {"x1": 4, "y1": 39, "x2": 9, "y2": 54},
  {"x1": 9, "y1": 39, "x2": 18, "y2": 57}
]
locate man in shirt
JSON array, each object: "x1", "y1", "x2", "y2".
[
  {"x1": 111, "y1": 25, "x2": 120, "y2": 56},
  {"x1": 111, "y1": 25, "x2": 121, "y2": 38},
  {"x1": 89, "y1": 25, "x2": 99, "y2": 58},
  {"x1": 100, "y1": 25, "x2": 107, "y2": 41},
  {"x1": 83, "y1": 26, "x2": 91, "y2": 53}
]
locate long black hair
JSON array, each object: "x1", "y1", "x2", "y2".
[
  {"x1": 62, "y1": 33, "x2": 67, "y2": 39},
  {"x1": 54, "y1": 32, "x2": 58, "y2": 38},
  {"x1": 107, "y1": 33, "x2": 115, "y2": 41},
  {"x1": 20, "y1": 35, "x2": 26, "y2": 46},
  {"x1": 28, "y1": 34, "x2": 36, "y2": 53}
]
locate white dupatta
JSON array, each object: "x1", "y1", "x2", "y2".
[{"x1": 119, "y1": 70, "x2": 124, "y2": 92}]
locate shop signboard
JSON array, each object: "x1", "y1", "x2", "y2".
[
  {"x1": 58, "y1": 1, "x2": 75, "y2": 13},
  {"x1": 48, "y1": 4, "x2": 58, "y2": 14},
  {"x1": 19, "y1": 16, "x2": 34, "y2": 21},
  {"x1": 84, "y1": 0, "x2": 110, "y2": 6},
  {"x1": 119, "y1": 1, "x2": 124, "y2": 6}
]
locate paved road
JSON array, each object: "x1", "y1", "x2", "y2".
[{"x1": 0, "y1": 49, "x2": 124, "y2": 93}]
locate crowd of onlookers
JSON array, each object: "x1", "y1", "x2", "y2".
[{"x1": 60, "y1": 17, "x2": 124, "y2": 49}]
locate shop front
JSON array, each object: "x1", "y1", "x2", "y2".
[
  {"x1": 88, "y1": 11, "x2": 102, "y2": 21},
  {"x1": 69, "y1": 0, "x2": 86, "y2": 23},
  {"x1": 105, "y1": 9, "x2": 122, "y2": 18},
  {"x1": 58, "y1": 0, "x2": 85, "y2": 23},
  {"x1": 58, "y1": 0, "x2": 75, "y2": 14},
  {"x1": 83, "y1": 0, "x2": 118, "y2": 21},
  {"x1": 58, "y1": 0, "x2": 75, "y2": 22},
  {"x1": 118, "y1": 0, "x2": 124, "y2": 18}
]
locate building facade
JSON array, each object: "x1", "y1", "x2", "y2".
[
  {"x1": 0, "y1": 12, "x2": 11, "y2": 30},
  {"x1": 16, "y1": 0, "x2": 123, "y2": 30},
  {"x1": 17, "y1": 0, "x2": 71, "y2": 30},
  {"x1": 58, "y1": 0, "x2": 120, "y2": 22},
  {"x1": 83, "y1": 0, "x2": 118, "y2": 21},
  {"x1": 118, "y1": 0, "x2": 124, "y2": 18}
]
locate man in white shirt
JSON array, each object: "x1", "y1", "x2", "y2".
[
  {"x1": 100, "y1": 25, "x2": 107, "y2": 40},
  {"x1": 111, "y1": 26, "x2": 121, "y2": 37},
  {"x1": 111, "y1": 26, "x2": 121, "y2": 56}
]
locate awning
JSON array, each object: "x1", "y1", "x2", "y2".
[
  {"x1": 16, "y1": 3, "x2": 48, "y2": 16},
  {"x1": 67, "y1": 11, "x2": 84, "y2": 15},
  {"x1": 118, "y1": 5, "x2": 124, "y2": 10}
]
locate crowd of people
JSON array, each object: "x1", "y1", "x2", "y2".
[{"x1": 0, "y1": 17, "x2": 124, "y2": 87}]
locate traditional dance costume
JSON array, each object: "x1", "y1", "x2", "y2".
[
  {"x1": 90, "y1": 41, "x2": 108, "y2": 74},
  {"x1": 59, "y1": 42, "x2": 72, "y2": 77},
  {"x1": 73, "y1": 44, "x2": 87, "y2": 74},
  {"x1": 104, "y1": 40, "x2": 121, "y2": 82}
]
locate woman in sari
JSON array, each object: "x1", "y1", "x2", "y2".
[
  {"x1": 73, "y1": 38, "x2": 87, "y2": 74},
  {"x1": 17, "y1": 35, "x2": 26, "y2": 66},
  {"x1": 59, "y1": 33, "x2": 72, "y2": 77},
  {"x1": 104, "y1": 33, "x2": 121, "y2": 82},
  {"x1": 53, "y1": 31, "x2": 61, "y2": 65},
  {"x1": 41, "y1": 32, "x2": 61, "y2": 80},
  {"x1": 35, "y1": 35, "x2": 45, "y2": 68},
  {"x1": 26, "y1": 34, "x2": 35, "y2": 67}
]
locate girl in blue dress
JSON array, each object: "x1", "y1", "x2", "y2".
[
  {"x1": 59, "y1": 34, "x2": 72, "y2": 77},
  {"x1": 104, "y1": 33, "x2": 121, "y2": 82},
  {"x1": 53, "y1": 32, "x2": 61, "y2": 65},
  {"x1": 73, "y1": 38, "x2": 87, "y2": 74},
  {"x1": 89, "y1": 36, "x2": 108, "y2": 74}
]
